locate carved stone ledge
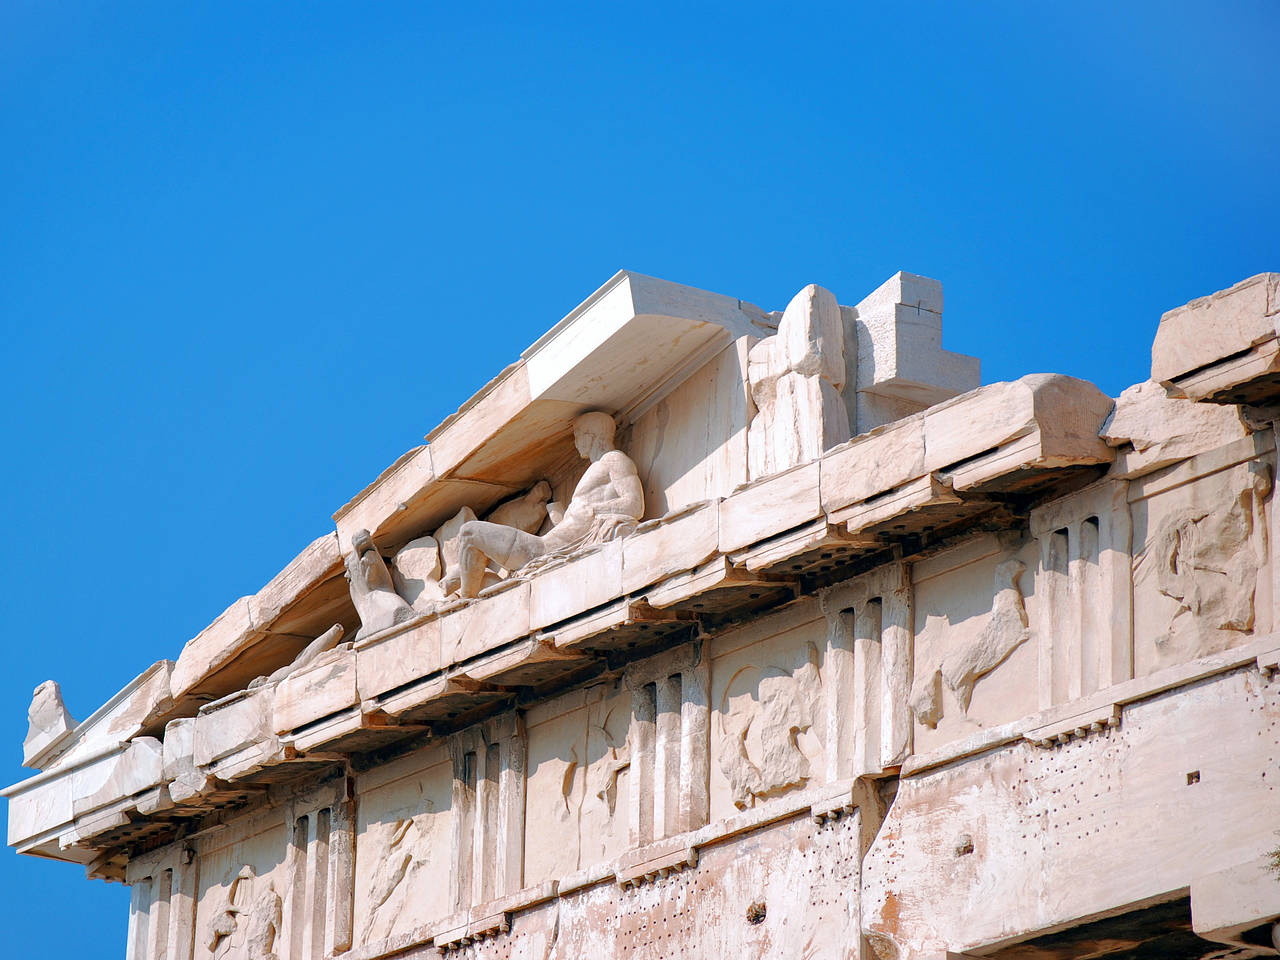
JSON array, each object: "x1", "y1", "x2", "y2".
[
  {"x1": 1151, "y1": 272, "x2": 1280, "y2": 405},
  {"x1": 615, "y1": 839, "x2": 698, "y2": 888},
  {"x1": 1024, "y1": 703, "x2": 1122, "y2": 749},
  {"x1": 1257, "y1": 646, "x2": 1280, "y2": 678},
  {"x1": 433, "y1": 911, "x2": 512, "y2": 953},
  {"x1": 343, "y1": 923, "x2": 435, "y2": 960},
  {"x1": 730, "y1": 518, "x2": 868, "y2": 577},
  {"x1": 550, "y1": 598, "x2": 696, "y2": 654}
]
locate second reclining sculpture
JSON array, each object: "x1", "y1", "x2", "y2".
[{"x1": 344, "y1": 411, "x2": 645, "y2": 640}]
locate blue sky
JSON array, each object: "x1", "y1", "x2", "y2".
[{"x1": 1, "y1": 2, "x2": 1276, "y2": 953}]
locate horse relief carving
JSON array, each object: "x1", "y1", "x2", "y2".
[
  {"x1": 1149, "y1": 466, "x2": 1271, "y2": 645},
  {"x1": 910, "y1": 558, "x2": 1030, "y2": 728},
  {"x1": 717, "y1": 642, "x2": 823, "y2": 809},
  {"x1": 362, "y1": 793, "x2": 436, "y2": 943},
  {"x1": 207, "y1": 865, "x2": 281, "y2": 960}
]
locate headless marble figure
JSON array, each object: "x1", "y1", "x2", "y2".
[
  {"x1": 445, "y1": 412, "x2": 644, "y2": 599},
  {"x1": 346, "y1": 529, "x2": 415, "y2": 640}
]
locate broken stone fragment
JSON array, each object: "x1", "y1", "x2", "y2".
[
  {"x1": 23, "y1": 680, "x2": 76, "y2": 769},
  {"x1": 391, "y1": 536, "x2": 447, "y2": 611},
  {"x1": 747, "y1": 284, "x2": 850, "y2": 480},
  {"x1": 1101, "y1": 379, "x2": 1250, "y2": 476}
]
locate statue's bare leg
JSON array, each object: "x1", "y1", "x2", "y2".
[{"x1": 455, "y1": 521, "x2": 544, "y2": 598}]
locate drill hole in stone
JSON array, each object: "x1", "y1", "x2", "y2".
[
  {"x1": 1186, "y1": 770, "x2": 1200, "y2": 785},
  {"x1": 746, "y1": 901, "x2": 767, "y2": 925}
]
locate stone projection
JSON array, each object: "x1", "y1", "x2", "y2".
[{"x1": 6, "y1": 268, "x2": 1280, "y2": 960}]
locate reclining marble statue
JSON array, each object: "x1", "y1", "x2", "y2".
[{"x1": 443, "y1": 411, "x2": 645, "y2": 599}]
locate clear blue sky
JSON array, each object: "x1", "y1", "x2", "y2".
[{"x1": 1, "y1": 2, "x2": 1276, "y2": 953}]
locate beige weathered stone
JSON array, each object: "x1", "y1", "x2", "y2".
[
  {"x1": 390, "y1": 536, "x2": 446, "y2": 612},
  {"x1": 1151, "y1": 272, "x2": 1280, "y2": 401},
  {"x1": 192, "y1": 686, "x2": 278, "y2": 781},
  {"x1": 629, "y1": 339, "x2": 752, "y2": 517},
  {"x1": 719, "y1": 460, "x2": 821, "y2": 555},
  {"x1": 746, "y1": 284, "x2": 850, "y2": 479},
  {"x1": 440, "y1": 579, "x2": 531, "y2": 664},
  {"x1": 22, "y1": 680, "x2": 75, "y2": 769},
  {"x1": 13, "y1": 268, "x2": 1280, "y2": 960},
  {"x1": 71, "y1": 736, "x2": 164, "y2": 819},
  {"x1": 355, "y1": 616, "x2": 442, "y2": 702},
  {"x1": 1102, "y1": 379, "x2": 1251, "y2": 475},
  {"x1": 847, "y1": 271, "x2": 981, "y2": 433},
  {"x1": 272, "y1": 645, "x2": 357, "y2": 736},
  {"x1": 162, "y1": 716, "x2": 210, "y2": 804}
]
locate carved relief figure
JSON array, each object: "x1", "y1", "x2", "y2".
[
  {"x1": 747, "y1": 284, "x2": 849, "y2": 480},
  {"x1": 23, "y1": 679, "x2": 75, "y2": 768},
  {"x1": 428, "y1": 482, "x2": 554, "y2": 596},
  {"x1": 910, "y1": 559, "x2": 1030, "y2": 728},
  {"x1": 444, "y1": 412, "x2": 644, "y2": 598},
  {"x1": 390, "y1": 536, "x2": 447, "y2": 612},
  {"x1": 589, "y1": 709, "x2": 630, "y2": 817},
  {"x1": 717, "y1": 642, "x2": 823, "y2": 809},
  {"x1": 345, "y1": 528, "x2": 415, "y2": 640},
  {"x1": 208, "y1": 864, "x2": 255, "y2": 957},
  {"x1": 486, "y1": 480, "x2": 553, "y2": 534},
  {"x1": 363, "y1": 817, "x2": 428, "y2": 941},
  {"x1": 248, "y1": 623, "x2": 346, "y2": 690},
  {"x1": 1149, "y1": 467, "x2": 1271, "y2": 645},
  {"x1": 244, "y1": 881, "x2": 282, "y2": 960},
  {"x1": 362, "y1": 793, "x2": 437, "y2": 943}
]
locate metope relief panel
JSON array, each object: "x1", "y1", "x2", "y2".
[
  {"x1": 521, "y1": 680, "x2": 635, "y2": 886},
  {"x1": 353, "y1": 744, "x2": 453, "y2": 945},
  {"x1": 908, "y1": 538, "x2": 1039, "y2": 754},
  {"x1": 206, "y1": 865, "x2": 281, "y2": 960},
  {"x1": 1132, "y1": 455, "x2": 1273, "y2": 674},
  {"x1": 191, "y1": 816, "x2": 289, "y2": 960},
  {"x1": 523, "y1": 690, "x2": 590, "y2": 885},
  {"x1": 1030, "y1": 480, "x2": 1133, "y2": 709},
  {"x1": 707, "y1": 603, "x2": 827, "y2": 820}
]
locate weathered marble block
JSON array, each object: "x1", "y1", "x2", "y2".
[
  {"x1": 273, "y1": 646, "x2": 358, "y2": 736},
  {"x1": 529, "y1": 540, "x2": 624, "y2": 630},
  {"x1": 619, "y1": 501, "x2": 720, "y2": 595},
  {"x1": 193, "y1": 686, "x2": 279, "y2": 780},
  {"x1": 441, "y1": 579, "x2": 531, "y2": 663},
  {"x1": 355, "y1": 616, "x2": 443, "y2": 702},
  {"x1": 70, "y1": 737, "x2": 164, "y2": 820},
  {"x1": 719, "y1": 460, "x2": 822, "y2": 554},
  {"x1": 162, "y1": 716, "x2": 210, "y2": 805},
  {"x1": 1152, "y1": 272, "x2": 1280, "y2": 402}
]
